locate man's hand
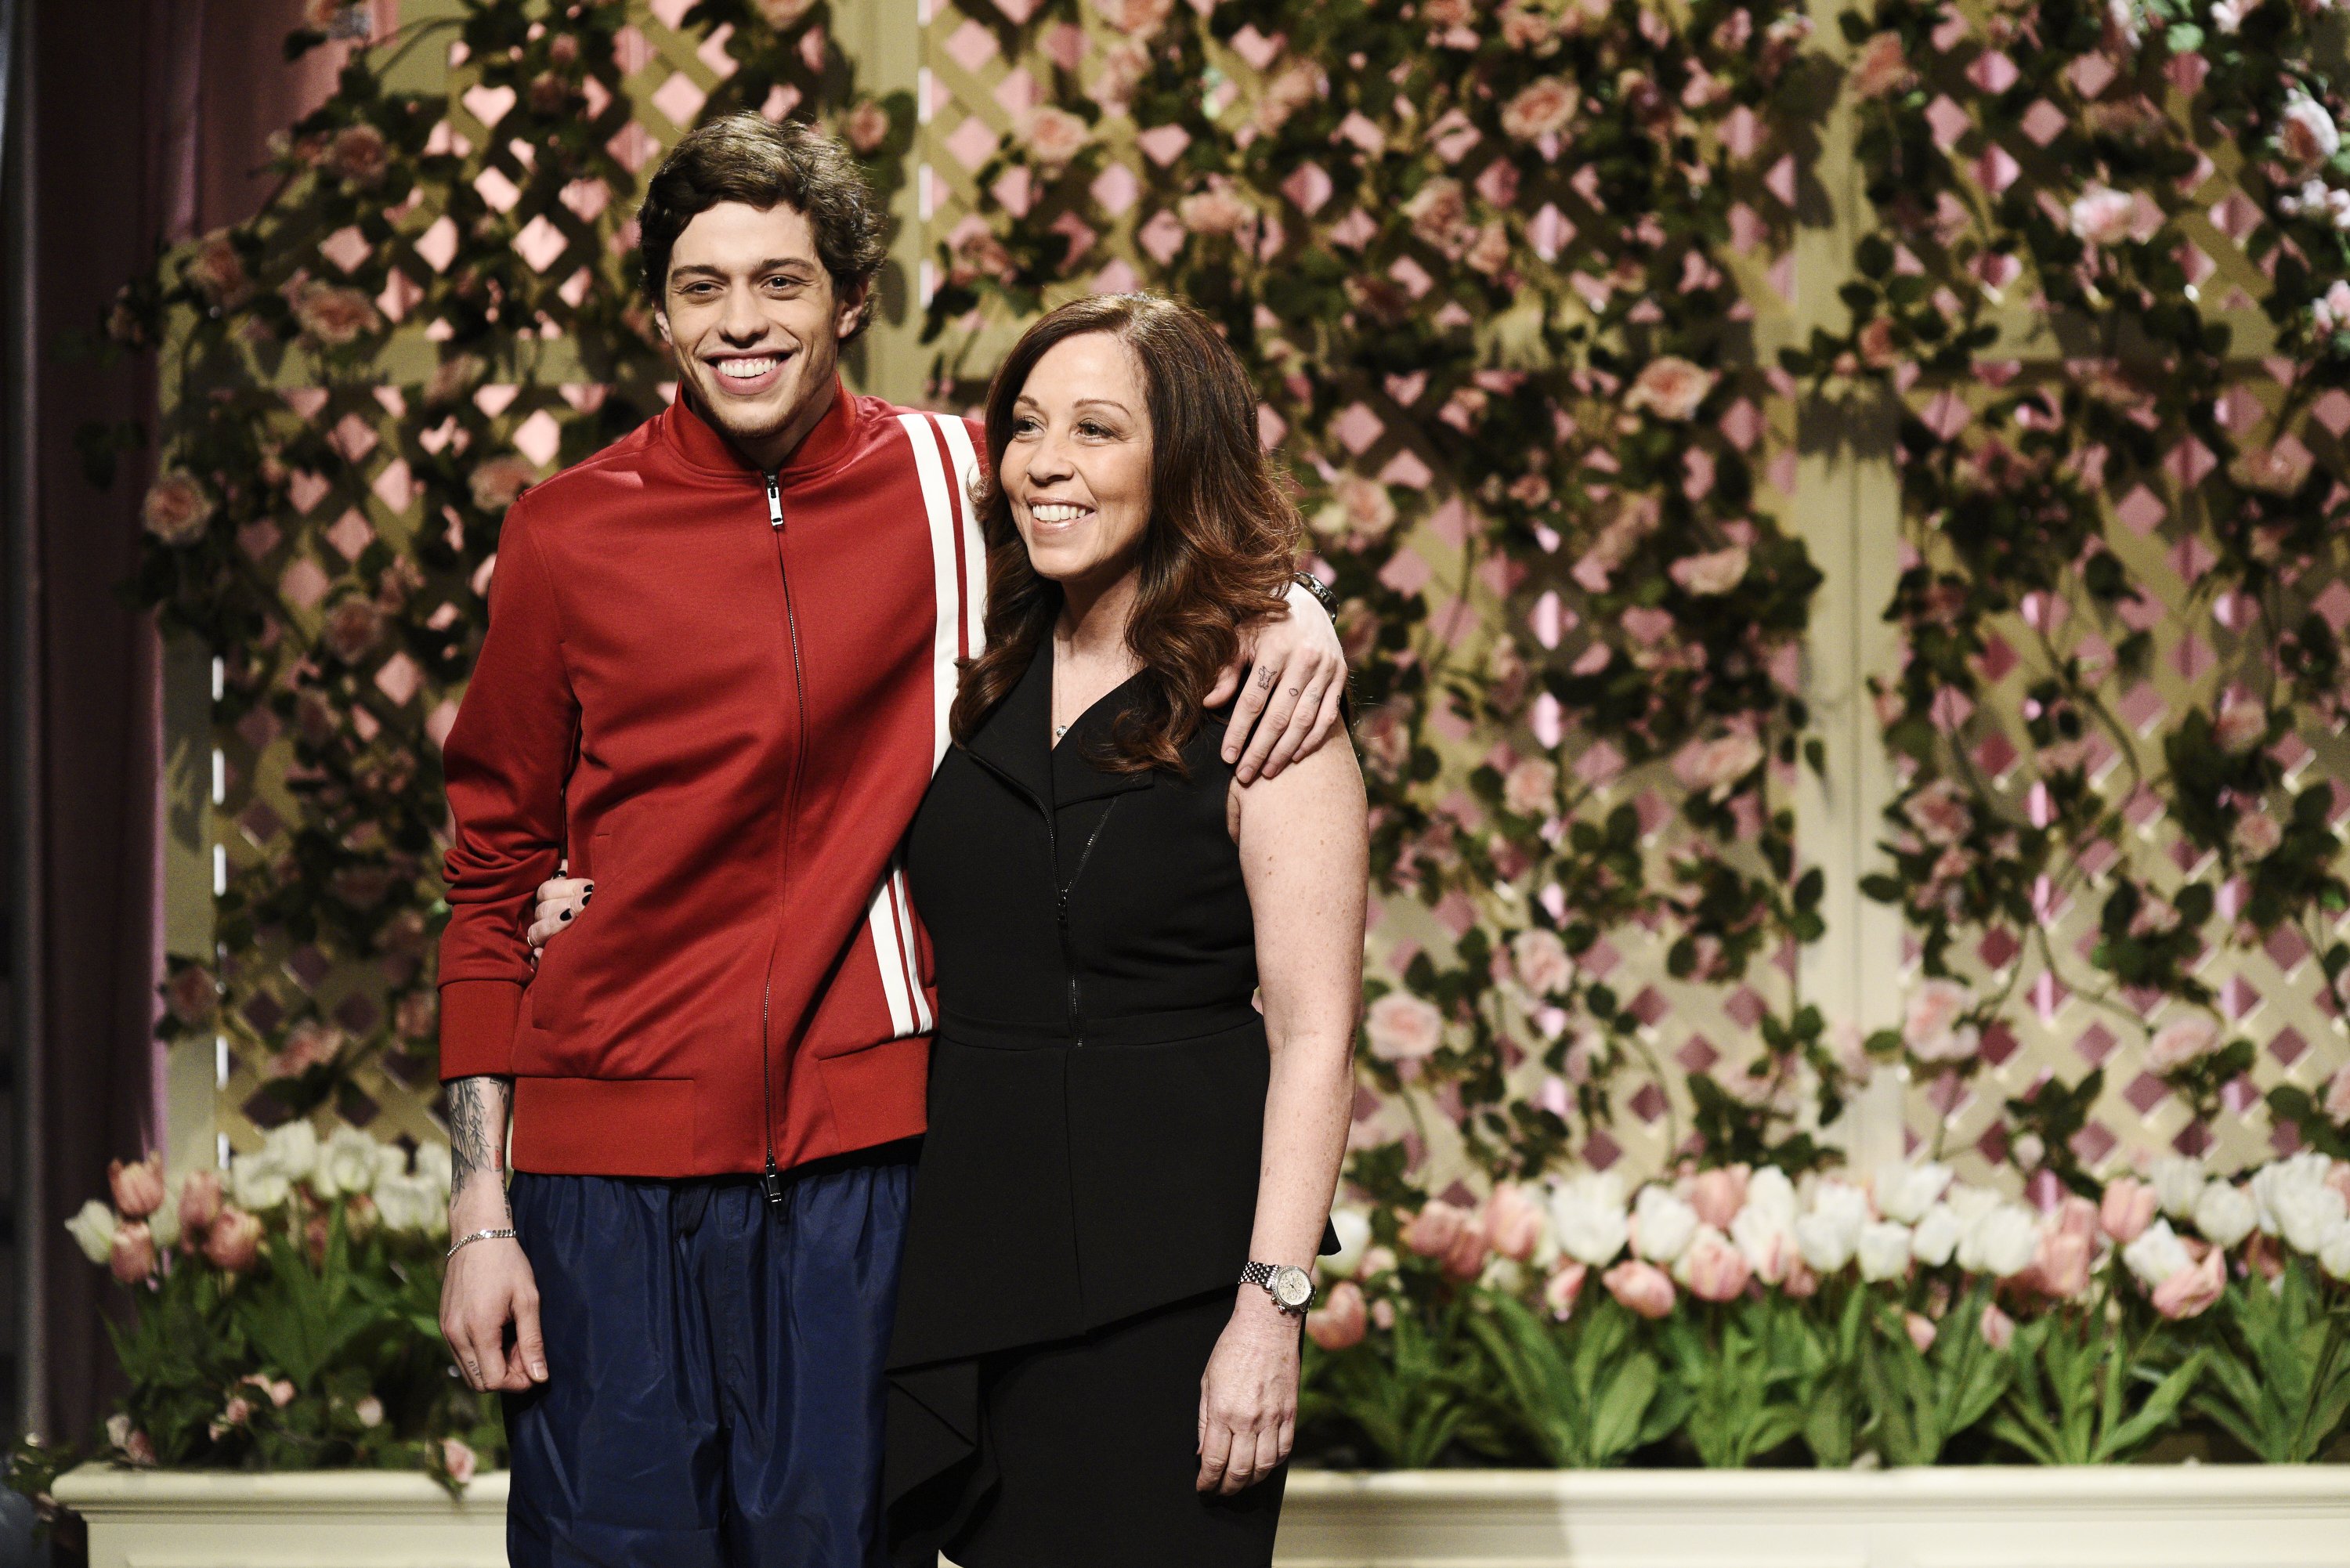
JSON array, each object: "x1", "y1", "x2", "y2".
[
  {"x1": 1209, "y1": 580, "x2": 1347, "y2": 785},
  {"x1": 439, "y1": 1076, "x2": 545, "y2": 1392}
]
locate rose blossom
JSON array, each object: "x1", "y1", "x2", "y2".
[
  {"x1": 143, "y1": 471, "x2": 216, "y2": 546},
  {"x1": 2146, "y1": 1014, "x2": 2222, "y2": 1074},
  {"x1": 1679, "y1": 1226, "x2": 1752, "y2": 1302},
  {"x1": 1404, "y1": 1200, "x2": 1471, "y2": 1259},
  {"x1": 1902, "y1": 779, "x2": 1972, "y2": 846},
  {"x1": 2069, "y1": 185, "x2": 2135, "y2": 246},
  {"x1": 1686, "y1": 1166, "x2": 1749, "y2": 1230},
  {"x1": 2232, "y1": 810, "x2": 2283, "y2": 860},
  {"x1": 1602, "y1": 1259, "x2": 1676, "y2": 1318},
  {"x1": 110, "y1": 1153, "x2": 167, "y2": 1219},
  {"x1": 1509, "y1": 928, "x2": 1574, "y2": 998},
  {"x1": 2316, "y1": 279, "x2": 2350, "y2": 334},
  {"x1": 1401, "y1": 179, "x2": 1469, "y2": 249},
  {"x1": 1500, "y1": 78, "x2": 1579, "y2": 142},
  {"x1": 1903, "y1": 977, "x2": 1978, "y2": 1063},
  {"x1": 1365, "y1": 992, "x2": 1444, "y2": 1060},
  {"x1": 1669, "y1": 732, "x2": 1763, "y2": 800},
  {"x1": 166, "y1": 963, "x2": 219, "y2": 1024},
  {"x1": 109, "y1": 1221, "x2": 157, "y2": 1284},
  {"x1": 2324, "y1": 1065, "x2": 2350, "y2": 1123},
  {"x1": 1550, "y1": 1172, "x2": 1629, "y2": 1266},
  {"x1": 842, "y1": 100, "x2": 891, "y2": 156},
  {"x1": 1979, "y1": 1300, "x2": 2016, "y2": 1350},
  {"x1": 1332, "y1": 475, "x2": 1397, "y2": 540},
  {"x1": 1849, "y1": 32, "x2": 1912, "y2": 99},
  {"x1": 2152, "y1": 1246, "x2": 2225, "y2": 1320},
  {"x1": 204, "y1": 1206, "x2": 264, "y2": 1270},
  {"x1": 470, "y1": 455, "x2": 539, "y2": 515},
  {"x1": 1092, "y1": 0, "x2": 1175, "y2": 38},
  {"x1": 1502, "y1": 758, "x2": 1557, "y2": 817},
  {"x1": 290, "y1": 281, "x2": 381, "y2": 346},
  {"x1": 1624, "y1": 356, "x2": 1718, "y2": 421},
  {"x1": 186, "y1": 229, "x2": 252, "y2": 308},
  {"x1": 1668, "y1": 545, "x2": 1748, "y2": 597},
  {"x1": 327, "y1": 124, "x2": 389, "y2": 186},
  {"x1": 2099, "y1": 1176, "x2": 2157, "y2": 1245},
  {"x1": 2280, "y1": 91, "x2": 2342, "y2": 168},
  {"x1": 2212, "y1": 702, "x2": 2272, "y2": 752},
  {"x1": 1023, "y1": 107, "x2": 1090, "y2": 171},
  {"x1": 1486, "y1": 1183, "x2": 1548, "y2": 1262},
  {"x1": 320, "y1": 598, "x2": 383, "y2": 665},
  {"x1": 1307, "y1": 1280, "x2": 1368, "y2": 1350}
]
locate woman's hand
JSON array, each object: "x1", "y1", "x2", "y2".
[
  {"x1": 1195, "y1": 1288, "x2": 1302, "y2": 1494},
  {"x1": 525, "y1": 863, "x2": 592, "y2": 958},
  {"x1": 1209, "y1": 580, "x2": 1347, "y2": 786}
]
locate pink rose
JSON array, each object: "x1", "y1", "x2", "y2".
[
  {"x1": 1090, "y1": 38, "x2": 1152, "y2": 111},
  {"x1": 1543, "y1": 1261, "x2": 1588, "y2": 1320},
  {"x1": 2068, "y1": 186, "x2": 2135, "y2": 247},
  {"x1": 1501, "y1": 77, "x2": 1579, "y2": 141},
  {"x1": 2146, "y1": 1014, "x2": 2222, "y2": 1074},
  {"x1": 1902, "y1": 779, "x2": 1972, "y2": 845},
  {"x1": 1668, "y1": 545, "x2": 1748, "y2": 597},
  {"x1": 1979, "y1": 1300, "x2": 2016, "y2": 1350},
  {"x1": 1177, "y1": 183, "x2": 1253, "y2": 237},
  {"x1": 1365, "y1": 992, "x2": 1444, "y2": 1061},
  {"x1": 1849, "y1": 31, "x2": 1913, "y2": 99},
  {"x1": 1681, "y1": 1227, "x2": 1752, "y2": 1302},
  {"x1": 842, "y1": 100, "x2": 892, "y2": 156},
  {"x1": 1686, "y1": 1166, "x2": 1750, "y2": 1230},
  {"x1": 1858, "y1": 316, "x2": 1898, "y2": 367},
  {"x1": 1501, "y1": 2, "x2": 1559, "y2": 50},
  {"x1": 2100, "y1": 1177, "x2": 2157, "y2": 1245},
  {"x1": 2232, "y1": 811, "x2": 2283, "y2": 860},
  {"x1": 1624, "y1": 356, "x2": 1718, "y2": 421},
  {"x1": 1331, "y1": 475, "x2": 1397, "y2": 540},
  {"x1": 290, "y1": 281, "x2": 381, "y2": 346},
  {"x1": 327, "y1": 124, "x2": 389, "y2": 186},
  {"x1": 2322, "y1": 1065, "x2": 2350, "y2": 1123},
  {"x1": 1905, "y1": 1311, "x2": 1938, "y2": 1353},
  {"x1": 1091, "y1": 0, "x2": 1175, "y2": 38},
  {"x1": 2279, "y1": 92, "x2": 2341, "y2": 168},
  {"x1": 2316, "y1": 278, "x2": 2350, "y2": 334},
  {"x1": 110, "y1": 1153, "x2": 167, "y2": 1219},
  {"x1": 1603, "y1": 1259, "x2": 1676, "y2": 1319},
  {"x1": 1502, "y1": 758, "x2": 1558, "y2": 817},
  {"x1": 2211, "y1": 703, "x2": 2272, "y2": 751},
  {"x1": 1486, "y1": 1183, "x2": 1548, "y2": 1262},
  {"x1": 1307, "y1": 1280, "x2": 1368, "y2": 1350},
  {"x1": 185, "y1": 229, "x2": 252, "y2": 309},
  {"x1": 1465, "y1": 222, "x2": 1513, "y2": 278},
  {"x1": 1401, "y1": 179, "x2": 1469, "y2": 249},
  {"x1": 204, "y1": 1206, "x2": 263, "y2": 1270},
  {"x1": 1509, "y1": 928, "x2": 1574, "y2": 996},
  {"x1": 469, "y1": 455, "x2": 539, "y2": 515},
  {"x1": 2231, "y1": 445, "x2": 2310, "y2": 498},
  {"x1": 1902, "y1": 977, "x2": 1978, "y2": 1063},
  {"x1": 109, "y1": 1221, "x2": 157, "y2": 1284},
  {"x1": 320, "y1": 598, "x2": 383, "y2": 665},
  {"x1": 142, "y1": 471, "x2": 216, "y2": 546},
  {"x1": 1022, "y1": 107, "x2": 1090, "y2": 171},
  {"x1": 165, "y1": 963, "x2": 219, "y2": 1025},
  {"x1": 1669, "y1": 732, "x2": 1764, "y2": 800},
  {"x1": 266, "y1": 1021, "x2": 344, "y2": 1082},
  {"x1": 1404, "y1": 1200, "x2": 1471, "y2": 1259},
  {"x1": 2151, "y1": 1246, "x2": 2225, "y2": 1321},
  {"x1": 441, "y1": 1437, "x2": 479, "y2": 1484}
]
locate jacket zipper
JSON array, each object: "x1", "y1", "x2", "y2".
[{"x1": 759, "y1": 470, "x2": 808, "y2": 1209}]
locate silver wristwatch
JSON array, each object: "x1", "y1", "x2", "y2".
[{"x1": 1240, "y1": 1260, "x2": 1315, "y2": 1314}]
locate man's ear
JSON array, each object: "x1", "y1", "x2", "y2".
[
  {"x1": 834, "y1": 279, "x2": 869, "y2": 342},
  {"x1": 653, "y1": 305, "x2": 673, "y2": 347}
]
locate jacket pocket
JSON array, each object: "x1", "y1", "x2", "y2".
[{"x1": 527, "y1": 829, "x2": 618, "y2": 1035}]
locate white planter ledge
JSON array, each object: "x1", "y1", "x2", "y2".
[{"x1": 56, "y1": 1461, "x2": 2350, "y2": 1568}]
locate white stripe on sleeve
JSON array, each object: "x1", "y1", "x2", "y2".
[
  {"x1": 895, "y1": 414, "x2": 961, "y2": 769},
  {"x1": 865, "y1": 869, "x2": 916, "y2": 1039},
  {"x1": 931, "y1": 415, "x2": 988, "y2": 656}
]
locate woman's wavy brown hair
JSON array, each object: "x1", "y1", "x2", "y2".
[{"x1": 949, "y1": 293, "x2": 1301, "y2": 775}]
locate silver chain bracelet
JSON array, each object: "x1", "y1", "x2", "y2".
[{"x1": 446, "y1": 1227, "x2": 517, "y2": 1259}]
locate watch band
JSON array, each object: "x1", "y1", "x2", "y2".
[
  {"x1": 1290, "y1": 569, "x2": 1339, "y2": 616},
  {"x1": 1240, "y1": 1259, "x2": 1316, "y2": 1313}
]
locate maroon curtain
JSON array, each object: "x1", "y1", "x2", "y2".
[{"x1": 22, "y1": 0, "x2": 367, "y2": 1443}]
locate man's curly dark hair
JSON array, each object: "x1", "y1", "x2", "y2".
[{"x1": 637, "y1": 114, "x2": 888, "y2": 341}]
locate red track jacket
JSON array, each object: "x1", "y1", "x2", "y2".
[{"x1": 436, "y1": 383, "x2": 985, "y2": 1179}]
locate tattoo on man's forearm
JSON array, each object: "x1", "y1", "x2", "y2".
[{"x1": 446, "y1": 1075, "x2": 511, "y2": 1197}]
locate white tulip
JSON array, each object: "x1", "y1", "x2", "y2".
[
  {"x1": 64, "y1": 1199, "x2": 118, "y2": 1266},
  {"x1": 149, "y1": 1183, "x2": 183, "y2": 1252},
  {"x1": 231, "y1": 1152, "x2": 291, "y2": 1212},
  {"x1": 1873, "y1": 1161, "x2": 1953, "y2": 1225},
  {"x1": 1730, "y1": 1204, "x2": 1796, "y2": 1280},
  {"x1": 1910, "y1": 1203, "x2": 1962, "y2": 1266},
  {"x1": 2123, "y1": 1219, "x2": 2193, "y2": 1288},
  {"x1": 1857, "y1": 1220, "x2": 1914, "y2": 1282},
  {"x1": 371, "y1": 1143, "x2": 410, "y2": 1186},
  {"x1": 2149, "y1": 1156, "x2": 2207, "y2": 1219},
  {"x1": 1958, "y1": 1202, "x2": 2040, "y2": 1277},
  {"x1": 2250, "y1": 1152, "x2": 2337, "y2": 1239},
  {"x1": 2321, "y1": 1220, "x2": 2350, "y2": 1284},
  {"x1": 1632, "y1": 1185, "x2": 1700, "y2": 1265},
  {"x1": 260, "y1": 1120, "x2": 320, "y2": 1183},
  {"x1": 1549, "y1": 1172, "x2": 1630, "y2": 1266},
  {"x1": 1795, "y1": 1211, "x2": 1857, "y2": 1274},
  {"x1": 2193, "y1": 1181, "x2": 2259, "y2": 1251},
  {"x1": 1744, "y1": 1166, "x2": 1799, "y2": 1231},
  {"x1": 1323, "y1": 1209, "x2": 1372, "y2": 1278},
  {"x1": 314, "y1": 1126, "x2": 382, "y2": 1200},
  {"x1": 2272, "y1": 1181, "x2": 2346, "y2": 1255},
  {"x1": 414, "y1": 1141, "x2": 454, "y2": 1196},
  {"x1": 1946, "y1": 1183, "x2": 2002, "y2": 1230},
  {"x1": 371, "y1": 1174, "x2": 441, "y2": 1235}
]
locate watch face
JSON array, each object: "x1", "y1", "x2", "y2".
[{"x1": 1273, "y1": 1266, "x2": 1314, "y2": 1310}]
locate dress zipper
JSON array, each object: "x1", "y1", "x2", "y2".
[
  {"x1": 758, "y1": 470, "x2": 806, "y2": 1209},
  {"x1": 1054, "y1": 800, "x2": 1119, "y2": 1049}
]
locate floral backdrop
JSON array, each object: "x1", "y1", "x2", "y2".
[{"x1": 60, "y1": 0, "x2": 2350, "y2": 1479}]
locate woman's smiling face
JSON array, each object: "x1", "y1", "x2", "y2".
[{"x1": 1001, "y1": 332, "x2": 1155, "y2": 592}]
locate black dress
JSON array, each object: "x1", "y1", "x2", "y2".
[{"x1": 883, "y1": 644, "x2": 1317, "y2": 1568}]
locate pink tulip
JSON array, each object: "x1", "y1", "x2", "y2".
[
  {"x1": 2032, "y1": 1230, "x2": 2093, "y2": 1299},
  {"x1": 1543, "y1": 1262, "x2": 1588, "y2": 1321},
  {"x1": 1484, "y1": 1183, "x2": 1547, "y2": 1263},
  {"x1": 1682, "y1": 1228, "x2": 1752, "y2": 1303},
  {"x1": 1603, "y1": 1260, "x2": 1677, "y2": 1319},
  {"x1": 1686, "y1": 1166, "x2": 1750, "y2": 1230},
  {"x1": 1441, "y1": 1215, "x2": 1492, "y2": 1281},
  {"x1": 1307, "y1": 1281, "x2": 1368, "y2": 1351},
  {"x1": 1369, "y1": 1298, "x2": 1396, "y2": 1330},
  {"x1": 204, "y1": 1206, "x2": 263, "y2": 1271},
  {"x1": 2152, "y1": 1247, "x2": 2226, "y2": 1321},
  {"x1": 2326, "y1": 1162, "x2": 2350, "y2": 1214},
  {"x1": 1905, "y1": 1311, "x2": 1938, "y2": 1353},
  {"x1": 2100, "y1": 1178, "x2": 2156, "y2": 1245},
  {"x1": 110, "y1": 1154, "x2": 166, "y2": 1219},
  {"x1": 1979, "y1": 1300, "x2": 2016, "y2": 1350},
  {"x1": 108, "y1": 1221, "x2": 156, "y2": 1284},
  {"x1": 1781, "y1": 1259, "x2": 1819, "y2": 1299},
  {"x1": 1403, "y1": 1201, "x2": 1470, "y2": 1259},
  {"x1": 179, "y1": 1169, "x2": 224, "y2": 1237},
  {"x1": 441, "y1": 1438, "x2": 479, "y2": 1485}
]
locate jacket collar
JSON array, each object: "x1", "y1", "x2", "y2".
[
  {"x1": 663, "y1": 378, "x2": 861, "y2": 483},
  {"x1": 964, "y1": 643, "x2": 1159, "y2": 811}
]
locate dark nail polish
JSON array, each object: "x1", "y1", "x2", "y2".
[{"x1": 559, "y1": 909, "x2": 573, "y2": 922}]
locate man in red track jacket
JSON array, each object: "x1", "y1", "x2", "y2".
[{"x1": 434, "y1": 116, "x2": 1345, "y2": 1567}]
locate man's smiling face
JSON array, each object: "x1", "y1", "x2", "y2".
[{"x1": 656, "y1": 200, "x2": 864, "y2": 471}]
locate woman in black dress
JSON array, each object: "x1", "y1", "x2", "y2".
[{"x1": 883, "y1": 294, "x2": 1366, "y2": 1566}]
